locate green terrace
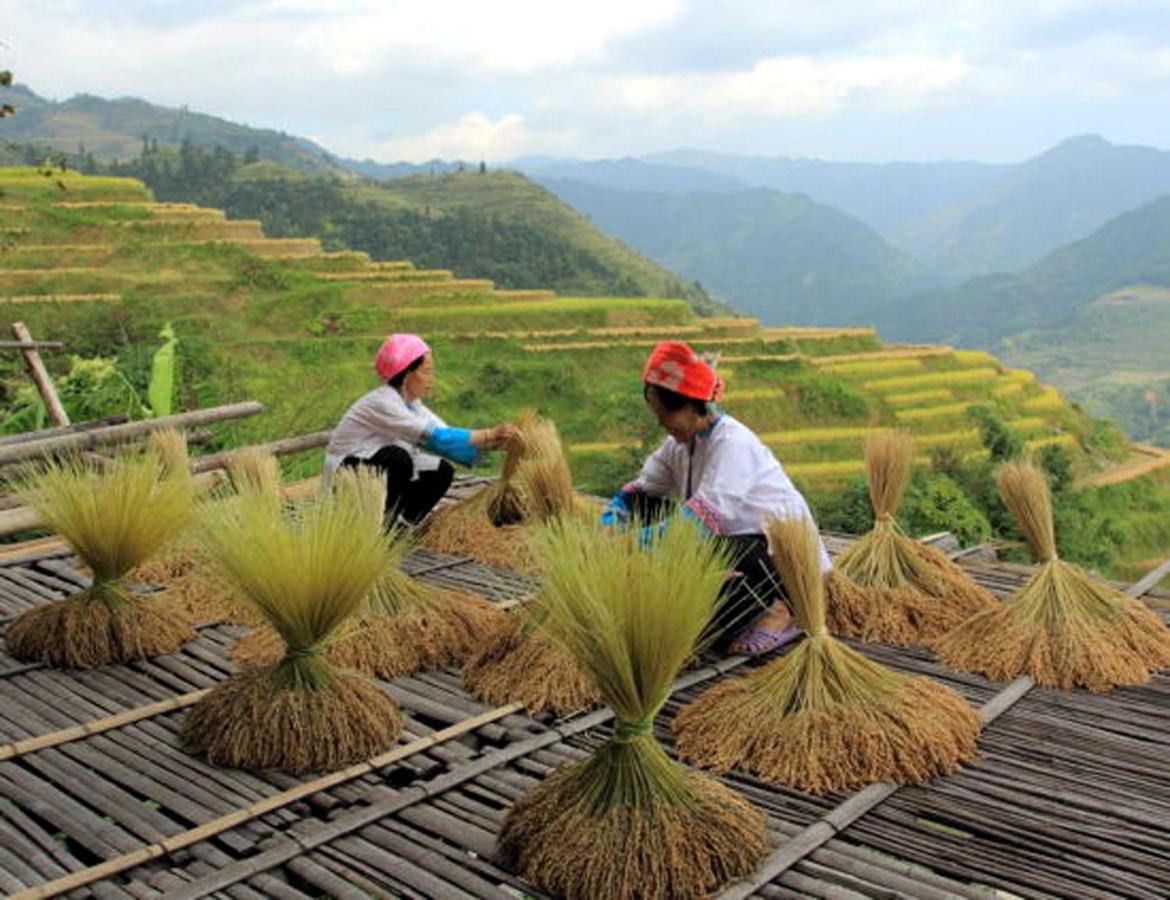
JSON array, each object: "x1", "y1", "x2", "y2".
[{"x1": 0, "y1": 168, "x2": 1124, "y2": 504}]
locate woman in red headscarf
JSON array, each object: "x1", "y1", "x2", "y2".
[
  {"x1": 323, "y1": 333, "x2": 517, "y2": 526},
  {"x1": 602, "y1": 341, "x2": 832, "y2": 656}
]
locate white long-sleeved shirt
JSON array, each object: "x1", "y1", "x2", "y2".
[
  {"x1": 625, "y1": 413, "x2": 831, "y2": 571},
  {"x1": 322, "y1": 386, "x2": 446, "y2": 489}
]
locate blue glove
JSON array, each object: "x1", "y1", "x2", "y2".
[
  {"x1": 600, "y1": 491, "x2": 632, "y2": 527},
  {"x1": 638, "y1": 520, "x2": 669, "y2": 549},
  {"x1": 423, "y1": 427, "x2": 478, "y2": 467}
]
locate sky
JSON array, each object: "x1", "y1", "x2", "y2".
[{"x1": 5, "y1": 0, "x2": 1170, "y2": 164}]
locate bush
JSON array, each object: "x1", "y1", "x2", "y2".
[
  {"x1": 792, "y1": 375, "x2": 869, "y2": 421},
  {"x1": 968, "y1": 405, "x2": 1023, "y2": 461},
  {"x1": 901, "y1": 472, "x2": 992, "y2": 547}
]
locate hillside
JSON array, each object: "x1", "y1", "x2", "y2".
[
  {"x1": 892, "y1": 136, "x2": 1170, "y2": 279},
  {"x1": 3, "y1": 169, "x2": 1169, "y2": 580},
  {"x1": 876, "y1": 196, "x2": 1170, "y2": 447},
  {"x1": 642, "y1": 148, "x2": 1006, "y2": 236},
  {"x1": 98, "y1": 143, "x2": 718, "y2": 311},
  {"x1": 0, "y1": 85, "x2": 346, "y2": 175},
  {"x1": 538, "y1": 178, "x2": 925, "y2": 325},
  {"x1": 648, "y1": 138, "x2": 1170, "y2": 282}
]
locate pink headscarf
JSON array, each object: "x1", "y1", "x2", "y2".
[{"x1": 374, "y1": 333, "x2": 430, "y2": 381}]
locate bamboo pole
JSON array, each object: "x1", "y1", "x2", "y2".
[
  {"x1": 0, "y1": 414, "x2": 129, "y2": 448},
  {"x1": 11, "y1": 322, "x2": 69, "y2": 427},
  {"x1": 0, "y1": 340, "x2": 65, "y2": 350},
  {"x1": 0, "y1": 401, "x2": 264, "y2": 466},
  {"x1": 189, "y1": 430, "x2": 330, "y2": 473},
  {"x1": 715, "y1": 559, "x2": 1169, "y2": 899},
  {"x1": 0, "y1": 690, "x2": 210, "y2": 761},
  {"x1": 7, "y1": 702, "x2": 525, "y2": 900}
]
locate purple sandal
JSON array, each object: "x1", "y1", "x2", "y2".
[{"x1": 729, "y1": 623, "x2": 802, "y2": 657}]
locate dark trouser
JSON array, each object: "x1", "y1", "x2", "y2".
[
  {"x1": 343, "y1": 446, "x2": 454, "y2": 527},
  {"x1": 626, "y1": 492, "x2": 785, "y2": 649}
]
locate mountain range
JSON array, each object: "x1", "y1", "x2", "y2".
[{"x1": 5, "y1": 82, "x2": 1170, "y2": 443}]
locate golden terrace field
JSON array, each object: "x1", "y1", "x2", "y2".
[{"x1": 0, "y1": 168, "x2": 1131, "y2": 505}]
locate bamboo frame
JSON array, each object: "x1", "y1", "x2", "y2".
[{"x1": 7, "y1": 703, "x2": 525, "y2": 900}]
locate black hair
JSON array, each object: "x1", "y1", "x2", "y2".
[
  {"x1": 387, "y1": 354, "x2": 426, "y2": 390},
  {"x1": 643, "y1": 383, "x2": 709, "y2": 416}
]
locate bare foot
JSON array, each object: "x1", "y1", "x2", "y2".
[{"x1": 728, "y1": 602, "x2": 797, "y2": 656}]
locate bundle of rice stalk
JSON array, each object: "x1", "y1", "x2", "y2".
[
  {"x1": 497, "y1": 517, "x2": 768, "y2": 899},
  {"x1": 674, "y1": 516, "x2": 981, "y2": 794},
  {"x1": 830, "y1": 431, "x2": 995, "y2": 643},
  {"x1": 232, "y1": 468, "x2": 504, "y2": 678},
  {"x1": 486, "y1": 408, "x2": 539, "y2": 525},
  {"x1": 6, "y1": 447, "x2": 197, "y2": 668},
  {"x1": 424, "y1": 412, "x2": 582, "y2": 571},
  {"x1": 461, "y1": 593, "x2": 600, "y2": 715},
  {"x1": 224, "y1": 445, "x2": 283, "y2": 498},
  {"x1": 181, "y1": 476, "x2": 401, "y2": 773},
  {"x1": 131, "y1": 443, "x2": 282, "y2": 628},
  {"x1": 933, "y1": 460, "x2": 1170, "y2": 691}
]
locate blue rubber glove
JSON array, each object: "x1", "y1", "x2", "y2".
[
  {"x1": 600, "y1": 491, "x2": 632, "y2": 527},
  {"x1": 423, "y1": 426, "x2": 478, "y2": 467},
  {"x1": 638, "y1": 520, "x2": 669, "y2": 548}
]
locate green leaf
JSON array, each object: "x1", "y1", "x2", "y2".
[{"x1": 147, "y1": 324, "x2": 178, "y2": 418}]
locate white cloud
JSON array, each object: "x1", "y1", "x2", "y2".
[
  {"x1": 367, "y1": 111, "x2": 578, "y2": 161},
  {"x1": 609, "y1": 53, "x2": 971, "y2": 121}
]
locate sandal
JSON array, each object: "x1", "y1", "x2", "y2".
[{"x1": 728, "y1": 623, "x2": 802, "y2": 658}]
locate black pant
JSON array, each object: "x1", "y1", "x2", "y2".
[
  {"x1": 343, "y1": 446, "x2": 454, "y2": 527},
  {"x1": 626, "y1": 492, "x2": 783, "y2": 649}
]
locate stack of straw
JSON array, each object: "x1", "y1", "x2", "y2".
[
  {"x1": 130, "y1": 445, "x2": 275, "y2": 627},
  {"x1": 674, "y1": 515, "x2": 981, "y2": 793},
  {"x1": 182, "y1": 468, "x2": 401, "y2": 773},
  {"x1": 497, "y1": 517, "x2": 768, "y2": 899},
  {"x1": 232, "y1": 465, "x2": 503, "y2": 678},
  {"x1": 828, "y1": 431, "x2": 996, "y2": 643},
  {"x1": 423, "y1": 410, "x2": 586, "y2": 571},
  {"x1": 6, "y1": 431, "x2": 197, "y2": 668},
  {"x1": 934, "y1": 460, "x2": 1170, "y2": 690},
  {"x1": 461, "y1": 591, "x2": 601, "y2": 715}
]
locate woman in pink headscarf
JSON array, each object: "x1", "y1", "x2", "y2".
[{"x1": 323, "y1": 334, "x2": 517, "y2": 527}]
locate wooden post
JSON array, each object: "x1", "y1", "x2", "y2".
[{"x1": 10, "y1": 322, "x2": 69, "y2": 427}]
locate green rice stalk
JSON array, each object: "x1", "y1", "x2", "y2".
[
  {"x1": 183, "y1": 481, "x2": 401, "y2": 772},
  {"x1": 6, "y1": 449, "x2": 197, "y2": 667},
  {"x1": 833, "y1": 431, "x2": 995, "y2": 642},
  {"x1": 232, "y1": 477, "x2": 504, "y2": 678},
  {"x1": 498, "y1": 516, "x2": 768, "y2": 900},
  {"x1": 674, "y1": 516, "x2": 981, "y2": 794},
  {"x1": 934, "y1": 460, "x2": 1170, "y2": 691}
]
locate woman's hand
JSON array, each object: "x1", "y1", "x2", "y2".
[
  {"x1": 471, "y1": 423, "x2": 520, "y2": 450},
  {"x1": 486, "y1": 423, "x2": 520, "y2": 450}
]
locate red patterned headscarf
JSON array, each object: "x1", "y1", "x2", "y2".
[{"x1": 642, "y1": 341, "x2": 722, "y2": 402}]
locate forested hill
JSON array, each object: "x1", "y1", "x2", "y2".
[{"x1": 104, "y1": 144, "x2": 717, "y2": 311}]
